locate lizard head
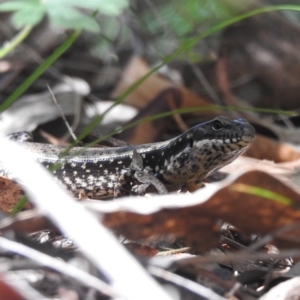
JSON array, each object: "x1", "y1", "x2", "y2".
[{"x1": 160, "y1": 116, "x2": 255, "y2": 183}]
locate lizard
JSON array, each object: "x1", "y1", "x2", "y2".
[{"x1": 0, "y1": 116, "x2": 255, "y2": 199}]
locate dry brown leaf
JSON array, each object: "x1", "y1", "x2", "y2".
[
  {"x1": 80, "y1": 170, "x2": 300, "y2": 252},
  {"x1": 112, "y1": 56, "x2": 214, "y2": 110},
  {"x1": 0, "y1": 177, "x2": 31, "y2": 213},
  {"x1": 125, "y1": 242, "x2": 159, "y2": 257},
  {"x1": 0, "y1": 209, "x2": 52, "y2": 233},
  {"x1": 117, "y1": 88, "x2": 188, "y2": 144},
  {"x1": 0, "y1": 274, "x2": 26, "y2": 300},
  {"x1": 246, "y1": 134, "x2": 300, "y2": 163},
  {"x1": 114, "y1": 57, "x2": 221, "y2": 144},
  {"x1": 222, "y1": 156, "x2": 300, "y2": 188},
  {"x1": 215, "y1": 54, "x2": 237, "y2": 106},
  {"x1": 5, "y1": 167, "x2": 300, "y2": 255},
  {"x1": 117, "y1": 88, "x2": 176, "y2": 143}
]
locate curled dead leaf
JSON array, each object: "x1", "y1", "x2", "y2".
[{"x1": 82, "y1": 170, "x2": 300, "y2": 252}]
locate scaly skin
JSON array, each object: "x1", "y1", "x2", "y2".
[{"x1": 1, "y1": 117, "x2": 255, "y2": 198}]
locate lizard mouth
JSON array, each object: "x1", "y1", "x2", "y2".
[{"x1": 241, "y1": 123, "x2": 256, "y2": 144}]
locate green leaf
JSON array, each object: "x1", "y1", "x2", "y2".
[
  {"x1": 47, "y1": 6, "x2": 100, "y2": 32},
  {"x1": 52, "y1": 0, "x2": 128, "y2": 15},
  {"x1": 0, "y1": 1, "x2": 38, "y2": 11},
  {"x1": 0, "y1": 0, "x2": 128, "y2": 31},
  {"x1": 0, "y1": 1, "x2": 45, "y2": 27},
  {"x1": 11, "y1": 6, "x2": 45, "y2": 28},
  {"x1": 142, "y1": 0, "x2": 234, "y2": 37}
]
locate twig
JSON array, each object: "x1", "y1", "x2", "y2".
[
  {"x1": 0, "y1": 138, "x2": 172, "y2": 300},
  {"x1": 47, "y1": 84, "x2": 78, "y2": 142}
]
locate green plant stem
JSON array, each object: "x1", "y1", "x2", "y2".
[
  {"x1": 9, "y1": 196, "x2": 28, "y2": 215},
  {"x1": 71, "y1": 5, "x2": 300, "y2": 145},
  {"x1": 232, "y1": 183, "x2": 292, "y2": 206},
  {"x1": 3, "y1": 5, "x2": 300, "y2": 143},
  {"x1": 0, "y1": 25, "x2": 32, "y2": 59},
  {"x1": 172, "y1": 5, "x2": 300, "y2": 58},
  {"x1": 66, "y1": 105, "x2": 294, "y2": 155},
  {"x1": 0, "y1": 29, "x2": 82, "y2": 112}
]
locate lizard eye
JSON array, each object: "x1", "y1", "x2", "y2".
[
  {"x1": 189, "y1": 138, "x2": 194, "y2": 147},
  {"x1": 212, "y1": 120, "x2": 223, "y2": 131}
]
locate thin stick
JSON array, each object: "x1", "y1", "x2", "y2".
[{"x1": 47, "y1": 83, "x2": 78, "y2": 142}]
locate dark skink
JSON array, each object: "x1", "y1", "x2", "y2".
[{"x1": 0, "y1": 116, "x2": 255, "y2": 198}]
